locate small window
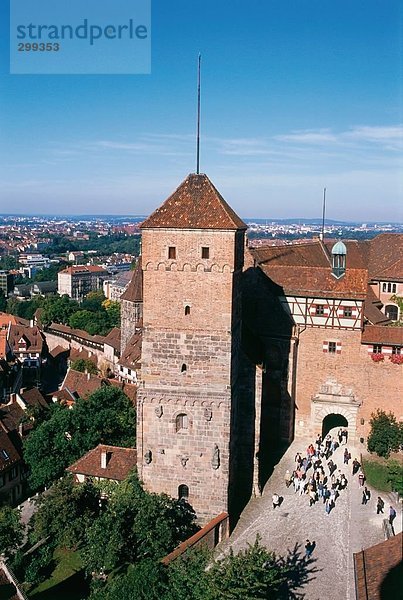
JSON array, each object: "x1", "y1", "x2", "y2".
[
  {"x1": 328, "y1": 342, "x2": 337, "y2": 353},
  {"x1": 382, "y1": 283, "x2": 387, "y2": 292},
  {"x1": 201, "y1": 247, "x2": 210, "y2": 259},
  {"x1": 392, "y1": 347, "x2": 401, "y2": 355},
  {"x1": 387, "y1": 283, "x2": 392, "y2": 293},
  {"x1": 176, "y1": 413, "x2": 188, "y2": 432},
  {"x1": 343, "y1": 307, "x2": 352, "y2": 318},
  {"x1": 315, "y1": 305, "x2": 325, "y2": 315},
  {"x1": 1, "y1": 449, "x2": 9, "y2": 461},
  {"x1": 178, "y1": 484, "x2": 189, "y2": 500},
  {"x1": 168, "y1": 246, "x2": 176, "y2": 259},
  {"x1": 392, "y1": 283, "x2": 396, "y2": 293},
  {"x1": 385, "y1": 305, "x2": 398, "y2": 321},
  {"x1": 373, "y1": 344, "x2": 382, "y2": 354},
  {"x1": 181, "y1": 363, "x2": 187, "y2": 373},
  {"x1": 184, "y1": 305, "x2": 191, "y2": 316},
  {"x1": 128, "y1": 368, "x2": 131, "y2": 375}
]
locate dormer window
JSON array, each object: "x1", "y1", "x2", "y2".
[
  {"x1": 168, "y1": 246, "x2": 176, "y2": 259},
  {"x1": 331, "y1": 240, "x2": 347, "y2": 278}
]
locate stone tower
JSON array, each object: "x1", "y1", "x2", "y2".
[{"x1": 137, "y1": 173, "x2": 247, "y2": 523}]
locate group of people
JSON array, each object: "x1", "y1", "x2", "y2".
[{"x1": 282, "y1": 433, "x2": 350, "y2": 515}]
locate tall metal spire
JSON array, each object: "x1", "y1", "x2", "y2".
[{"x1": 196, "y1": 53, "x2": 201, "y2": 174}]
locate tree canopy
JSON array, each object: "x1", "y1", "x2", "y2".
[
  {"x1": 0, "y1": 506, "x2": 25, "y2": 559},
  {"x1": 367, "y1": 409, "x2": 403, "y2": 458},
  {"x1": 24, "y1": 386, "x2": 136, "y2": 490}
]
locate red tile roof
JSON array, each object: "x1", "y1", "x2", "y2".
[
  {"x1": 118, "y1": 330, "x2": 142, "y2": 370},
  {"x1": 0, "y1": 429, "x2": 22, "y2": 471},
  {"x1": 364, "y1": 285, "x2": 391, "y2": 326},
  {"x1": 354, "y1": 533, "x2": 402, "y2": 600},
  {"x1": 367, "y1": 234, "x2": 403, "y2": 282},
  {"x1": 121, "y1": 257, "x2": 143, "y2": 303},
  {"x1": 0, "y1": 403, "x2": 24, "y2": 433},
  {"x1": 67, "y1": 444, "x2": 137, "y2": 481},
  {"x1": 104, "y1": 327, "x2": 121, "y2": 352},
  {"x1": 361, "y1": 325, "x2": 403, "y2": 346},
  {"x1": 8, "y1": 325, "x2": 45, "y2": 355},
  {"x1": 62, "y1": 369, "x2": 105, "y2": 399},
  {"x1": 20, "y1": 387, "x2": 49, "y2": 410},
  {"x1": 59, "y1": 265, "x2": 109, "y2": 275},
  {"x1": 258, "y1": 264, "x2": 368, "y2": 299},
  {"x1": 141, "y1": 174, "x2": 247, "y2": 231}
]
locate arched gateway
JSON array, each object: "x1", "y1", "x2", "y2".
[{"x1": 322, "y1": 413, "x2": 348, "y2": 438}]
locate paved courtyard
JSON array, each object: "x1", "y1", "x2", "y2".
[{"x1": 219, "y1": 432, "x2": 402, "y2": 599}]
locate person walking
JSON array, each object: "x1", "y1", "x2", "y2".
[
  {"x1": 376, "y1": 496, "x2": 385, "y2": 514},
  {"x1": 272, "y1": 493, "x2": 280, "y2": 509},
  {"x1": 284, "y1": 470, "x2": 292, "y2": 488},
  {"x1": 352, "y1": 458, "x2": 361, "y2": 475},
  {"x1": 343, "y1": 448, "x2": 351, "y2": 465},
  {"x1": 389, "y1": 506, "x2": 397, "y2": 526},
  {"x1": 358, "y1": 471, "x2": 365, "y2": 487},
  {"x1": 362, "y1": 487, "x2": 370, "y2": 505},
  {"x1": 305, "y1": 539, "x2": 314, "y2": 558}
]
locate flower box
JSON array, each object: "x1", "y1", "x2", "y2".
[{"x1": 370, "y1": 353, "x2": 384, "y2": 363}]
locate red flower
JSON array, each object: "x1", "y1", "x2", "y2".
[
  {"x1": 370, "y1": 353, "x2": 384, "y2": 363},
  {"x1": 389, "y1": 354, "x2": 403, "y2": 365}
]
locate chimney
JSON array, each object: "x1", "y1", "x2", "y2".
[
  {"x1": 87, "y1": 372, "x2": 91, "y2": 380},
  {"x1": 101, "y1": 449, "x2": 111, "y2": 469},
  {"x1": 18, "y1": 423, "x2": 23, "y2": 437}
]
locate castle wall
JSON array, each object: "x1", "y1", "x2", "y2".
[{"x1": 293, "y1": 327, "x2": 403, "y2": 442}]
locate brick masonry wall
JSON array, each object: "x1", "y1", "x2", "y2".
[
  {"x1": 293, "y1": 327, "x2": 403, "y2": 441},
  {"x1": 120, "y1": 299, "x2": 142, "y2": 355},
  {"x1": 138, "y1": 227, "x2": 245, "y2": 523}
]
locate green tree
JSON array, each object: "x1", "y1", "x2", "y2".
[
  {"x1": 30, "y1": 476, "x2": 101, "y2": 548},
  {"x1": 23, "y1": 403, "x2": 76, "y2": 490},
  {"x1": 82, "y1": 290, "x2": 106, "y2": 312},
  {"x1": 0, "y1": 506, "x2": 24, "y2": 559},
  {"x1": 90, "y1": 560, "x2": 168, "y2": 600},
  {"x1": 164, "y1": 547, "x2": 212, "y2": 600},
  {"x1": 102, "y1": 300, "x2": 121, "y2": 328},
  {"x1": 387, "y1": 459, "x2": 403, "y2": 495},
  {"x1": 0, "y1": 290, "x2": 6, "y2": 312},
  {"x1": 367, "y1": 409, "x2": 403, "y2": 458},
  {"x1": 40, "y1": 294, "x2": 79, "y2": 326},
  {"x1": 70, "y1": 358, "x2": 98, "y2": 374},
  {"x1": 81, "y1": 472, "x2": 197, "y2": 574},
  {"x1": 24, "y1": 386, "x2": 136, "y2": 490},
  {"x1": 207, "y1": 537, "x2": 290, "y2": 600}
]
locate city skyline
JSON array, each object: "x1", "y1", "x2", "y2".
[{"x1": 0, "y1": 1, "x2": 402, "y2": 221}]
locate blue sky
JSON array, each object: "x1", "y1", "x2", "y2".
[{"x1": 0, "y1": 0, "x2": 402, "y2": 221}]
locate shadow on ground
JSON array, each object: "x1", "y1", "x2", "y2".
[
  {"x1": 30, "y1": 570, "x2": 90, "y2": 600},
  {"x1": 276, "y1": 542, "x2": 321, "y2": 599}
]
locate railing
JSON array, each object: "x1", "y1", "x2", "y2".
[
  {"x1": 0, "y1": 559, "x2": 29, "y2": 600},
  {"x1": 161, "y1": 512, "x2": 229, "y2": 565}
]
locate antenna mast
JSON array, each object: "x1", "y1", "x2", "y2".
[
  {"x1": 196, "y1": 53, "x2": 201, "y2": 174},
  {"x1": 321, "y1": 187, "x2": 326, "y2": 241}
]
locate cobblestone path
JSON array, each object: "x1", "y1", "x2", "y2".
[{"x1": 219, "y1": 432, "x2": 401, "y2": 599}]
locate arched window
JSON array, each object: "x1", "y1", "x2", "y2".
[
  {"x1": 184, "y1": 305, "x2": 191, "y2": 316},
  {"x1": 385, "y1": 305, "x2": 398, "y2": 321},
  {"x1": 382, "y1": 283, "x2": 387, "y2": 292},
  {"x1": 181, "y1": 363, "x2": 187, "y2": 373},
  {"x1": 178, "y1": 484, "x2": 189, "y2": 500},
  {"x1": 176, "y1": 413, "x2": 188, "y2": 432}
]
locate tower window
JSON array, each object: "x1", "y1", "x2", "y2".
[
  {"x1": 201, "y1": 247, "x2": 210, "y2": 259},
  {"x1": 181, "y1": 363, "x2": 187, "y2": 373},
  {"x1": 176, "y1": 413, "x2": 188, "y2": 432},
  {"x1": 168, "y1": 246, "x2": 176, "y2": 259},
  {"x1": 315, "y1": 305, "x2": 325, "y2": 315},
  {"x1": 184, "y1": 305, "x2": 191, "y2": 316},
  {"x1": 178, "y1": 484, "x2": 189, "y2": 500}
]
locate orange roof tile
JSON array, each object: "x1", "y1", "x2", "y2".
[
  {"x1": 67, "y1": 444, "x2": 137, "y2": 481},
  {"x1": 121, "y1": 257, "x2": 143, "y2": 302},
  {"x1": 361, "y1": 325, "x2": 403, "y2": 346},
  {"x1": 141, "y1": 173, "x2": 247, "y2": 231}
]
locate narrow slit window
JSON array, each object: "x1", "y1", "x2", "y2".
[
  {"x1": 168, "y1": 246, "x2": 176, "y2": 259},
  {"x1": 178, "y1": 484, "x2": 189, "y2": 500},
  {"x1": 181, "y1": 363, "x2": 187, "y2": 373},
  {"x1": 185, "y1": 305, "x2": 191, "y2": 316},
  {"x1": 201, "y1": 247, "x2": 210, "y2": 259}
]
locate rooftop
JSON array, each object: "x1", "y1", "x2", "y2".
[
  {"x1": 141, "y1": 173, "x2": 247, "y2": 231},
  {"x1": 67, "y1": 444, "x2": 137, "y2": 481}
]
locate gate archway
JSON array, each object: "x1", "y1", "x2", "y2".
[{"x1": 322, "y1": 413, "x2": 348, "y2": 438}]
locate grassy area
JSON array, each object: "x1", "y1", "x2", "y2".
[
  {"x1": 29, "y1": 548, "x2": 89, "y2": 600},
  {"x1": 362, "y1": 458, "x2": 392, "y2": 492}
]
